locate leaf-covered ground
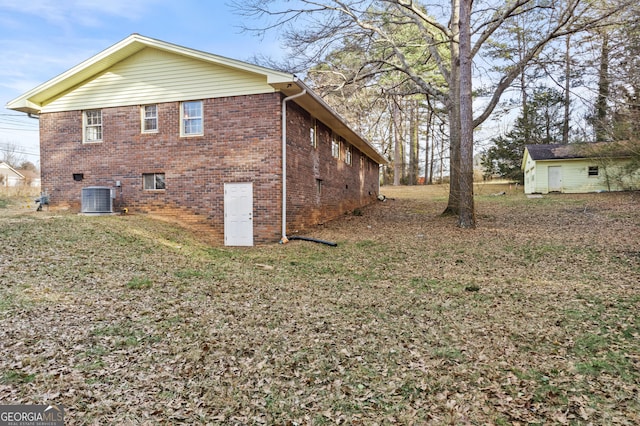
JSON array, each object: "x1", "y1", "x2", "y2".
[{"x1": 1, "y1": 185, "x2": 639, "y2": 425}]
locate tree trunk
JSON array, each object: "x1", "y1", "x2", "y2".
[
  {"x1": 429, "y1": 129, "x2": 435, "y2": 185},
  {"x1": 439, "y1": 127, "x2": 444, "y2": 184},
  {"x1": 424, "y1": 98, "x2": 433, "y2": 185},
  {"x1": 383, "y1": 111, "x2": 393, "y2": 186},
  {"x1": 443, "y1": 0, "x2": 461, "y2": 216},
  {"x1": 457, "y1": 0, "x2": 476, "y2": 228},
  {"x1": 518, "y1": 23, "x2": 530, "y2": 146},
  {"x1": 562, "y1": 34, "x2": 571, "y2": 144},
  {"x1": 409, "y1": 100, "x2": 419, "y2": 185},
  {"x1": 595, "y1": 32, "x2": 610, "y2": 142},
  {"x1": 393, "y1": 100, "x2": 401, "y2": 186}
]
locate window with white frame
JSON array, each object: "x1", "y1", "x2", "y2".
[
  {"x1": 588, "y1": 166, "x2": 599, "y2": 177},
  {"x1": 83, "y1": 109, "x2": 102, "y2": 142},
  {"x1": 331, "y1": 136, "x2": 340, "y2": 159},
  {"x1": 142, "y1": 105, "x2": 158, "y2": 133},
  {"x1": 345, "y1": 145, "x2": 352, "y2": 165},
  {"x1": 143, "y1": 173, "x2": 166, "y2": 190},
  {"x1": 310, "y1": 119, "x2": 317, "y2": 148},
  {"x1": 181, "y1": 101, "x2": 203, "y2": 136}
]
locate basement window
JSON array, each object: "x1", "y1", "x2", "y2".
[
  {"x1": 588, "y1": 166, "x2": 599, "y2": 177},
  {"x1": 143, "y1": 173, "x2": 165, "y2": 190}
]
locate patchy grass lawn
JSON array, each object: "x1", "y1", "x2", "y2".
[{"x1": 1, "y1": 185, "x2": 639, "y2": 424}]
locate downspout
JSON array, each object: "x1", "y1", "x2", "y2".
[{"x1": 280, "y1": 88, "x2": 306, "y2": 244}]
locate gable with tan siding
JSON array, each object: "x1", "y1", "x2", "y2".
[{"x1": 42, "y1": 48, "x2": 275, "y2": 113}]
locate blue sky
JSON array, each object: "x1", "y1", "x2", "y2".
[{"x1": 0, "y1": 0, "x2": 285, "y2": 166}]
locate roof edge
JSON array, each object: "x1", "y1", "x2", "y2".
[
  {"x1": 6, "y1": 33, "x2": 296, "y2": 113},
  {"x1": 287, "y1": 79, "x2": 387, "y2": 165},
  {"x1": 525, "y1": 142, "x2": 636, "y2": 161},
  {"x1": 0, "y1": 161, "x2": 25, "y2": 179}
]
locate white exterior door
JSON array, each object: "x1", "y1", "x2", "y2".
[
  {"x1": 548, "y1": 166, "x2": 562, "y2": 192},
  {"x1": 224, "y1": 182, "x2": 253, "y2": 246}
]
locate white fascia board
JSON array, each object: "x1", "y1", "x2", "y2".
[{"x1": 6, "y1": 33, "x2": 296, "y2": 113}]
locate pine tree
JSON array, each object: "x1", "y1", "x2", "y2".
[{"x1": 482, "y1": 87, "x2": 564, "y2": 181}]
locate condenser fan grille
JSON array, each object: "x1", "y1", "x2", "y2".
[{"x1": 81, "y1": 186, "x2": 113, "y2": 214}]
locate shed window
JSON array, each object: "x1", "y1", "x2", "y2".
[
  {"x1": 83, "y1": 109, "x2": 102, "y2": 143},
  {"x1": 142, "y1": 105, "x2": 158, "y2": 133},
  {"x1": 143, "y1": 173, "x2": 165, "y2": 190},
  {"x1": 181, "y1": 101, "x2": 203, "y2": 136},
  {"x1": 588, "y1": 166, "x2": 599, "y2": 177}
]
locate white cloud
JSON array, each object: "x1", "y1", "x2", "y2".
[{"x1": 0, "y1": 0, "x2": 160, "y2": 29}]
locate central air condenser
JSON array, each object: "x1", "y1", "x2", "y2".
[{"x1": 81, "y1": 186, "x2": 114, "y2": 214}]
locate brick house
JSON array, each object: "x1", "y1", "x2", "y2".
[{"x1": 7, "y1": 34, "x2": 385, "y2": 245}]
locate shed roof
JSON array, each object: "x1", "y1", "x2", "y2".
[{"x1": 525, "y1": 142, "x2": 635, "y2": 161}]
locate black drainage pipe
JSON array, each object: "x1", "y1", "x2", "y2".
[{"x1": 288, "y1": 236, "x2": 338, "y2": 247}]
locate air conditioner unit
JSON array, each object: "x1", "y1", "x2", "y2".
[{"x1": 81, "y1": 186, "x2": 113, "y2": 214}]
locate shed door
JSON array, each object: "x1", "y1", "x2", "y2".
[
  {"x1": 224, "y1": 182, "x2": 253, "y2": 246},
  {"x1": 548, "y1": 166, "x2": 562, "y2": 192}
]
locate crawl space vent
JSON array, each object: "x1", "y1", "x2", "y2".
[{"x1": 81, "y1": 186, "x2": 113, "y2": 214}]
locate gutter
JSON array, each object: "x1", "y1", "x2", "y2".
[{"x1": 280, "y1": 87, "x2": 307, "y2": 244}]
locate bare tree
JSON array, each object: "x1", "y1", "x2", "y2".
[
  {"x1": 234, "y1": 0, "x2": 632, "y2": 228},
  {"x1": 562, "y1": 34, "x2": 572, "y2": 144},
  {"x1": 458, "y1": 0, "x2": 474, "y2": 227},
  {"x1": 392, "y1": 99, "x2": 403, "y2": 185},
  {"x1": 408, "y1": 99, "x2": 419, "y2": 185},
  {"x1": 0, "y1": 141, "x2": 26, "y2": 169},
  {"x1": 595, "y1": 30, "x2": 611, "y2": 141},
  {"x1": 586, "y1": 3, "x2": 640, "y2": 142}
]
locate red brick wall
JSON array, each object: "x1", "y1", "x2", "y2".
[
  {"x1": 285, "y1": 102, "x2": 379, "y2": 233},
  {"x1": 39, "y1": 92, "x2": 380, "y2": 244},
  {"x1": 39, "y1": 93, "x2": 283, "y2": 244}
]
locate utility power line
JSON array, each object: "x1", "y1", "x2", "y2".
[
  {"x1": 0, "y1": 143, "x2": 39, "y2": 157},
  {"x1": 0, "y1": 113, "x2": 39, "y2": 132},
  {"x1": 0, "y1": 148, "x2": 39, "y2": 156},
  {"x1": 0, "y1": 127, "x2": 38, "y2": 132}
]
